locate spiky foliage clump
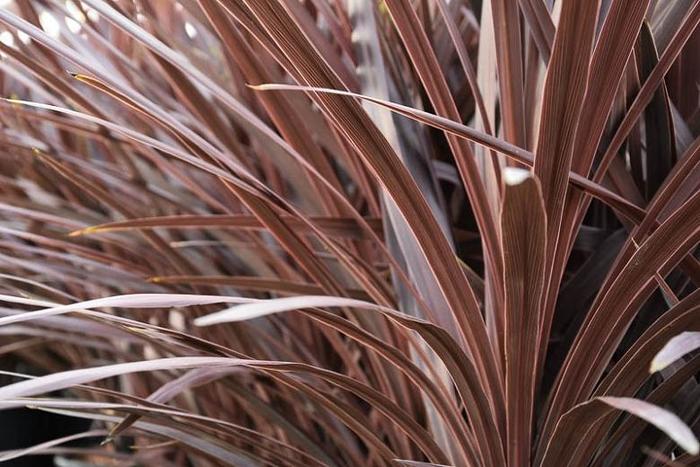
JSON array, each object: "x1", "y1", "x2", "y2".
[{"x1": 0, "y1": 0, "x2": 699, "y2": 466}]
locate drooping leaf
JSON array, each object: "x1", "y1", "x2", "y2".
[
  {"x1": 541, "y1": 396, "x2": 699, "y2": 466},
  {"x1": 651, "y1": 332, "x2": 700, "y2": 373}
]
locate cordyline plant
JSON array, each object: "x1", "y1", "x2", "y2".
[{"x1": 0, "y1": 0, "x2": 698, "y2": 465}]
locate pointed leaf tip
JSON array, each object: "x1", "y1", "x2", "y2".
[
  {"x1": 67, "y1": 228, "x2": 87, "y2": 237},
  {"x1": 600, "y1": 397, "x2": 700, "y2": 455},
  {"x1": 503, "y1": 167, "x2": 532, "y2": 186},
  {"x1": 650, "y1": 332, "x2": 700, "y2": 373}
]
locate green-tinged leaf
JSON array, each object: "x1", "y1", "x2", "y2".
[{"x1": 70, "y1": 214, "x2": 383, "y2": 239}]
